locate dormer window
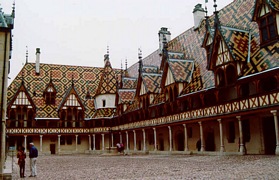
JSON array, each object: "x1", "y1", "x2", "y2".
[
  {"x1": 254, "y1": 3, "x2": 279, "y2": 46},
  {"x1": 44, "y1": 85, "x2": 56, "y2": 105},
  {"x1": 259, "y1": 13, "x2": 278, "y2": 44}
]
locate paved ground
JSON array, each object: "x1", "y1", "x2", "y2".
[{"x1": 11, "y1": 154, "x2": 279, "y2": 180}]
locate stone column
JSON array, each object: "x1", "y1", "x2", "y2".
[
  {"x1": 133, "y1": 130, "x2": 137, "y2": 151},
  {"x1": 237, "y1": 116, "x2": 245, "y2": 154},
  {"x1": 198, "y1": 121, "x2": 205, "y2": 152},
  {"x1": 153, "y1": 128, "x2": 157, "y2": 151},
  {"x1": 93, "y1": 134, "x2": 96, "y2": 151},
  {"x1": 126, "y1": 131, "x2": 129, "y2": 151},
  {"x1": 168, "y1": 126, "x2": 172, "y2": 151},
  {"x1": 24, "y1": 135, "x2": 27, "y2": 153},
  {"x1": 75, "y1": 135, "x2": 78, "y2": 152},
  {"x1": 88, "y1": 135, "x2": 92, "y2": 151},
  {"x1": 39, "y1": 135, "x2": 43, "y2": 152},
  {"x1": 142, "y1": 129, "x2": 146, "y2": 151},
  {"x1": 120, "y1": 132, "x2": 123, "y2": 144},
  {"x1": 271, "y1": 110, "x2": 279, "y2": 155},
  {"x1": 183, "y1": 124, "x2": 189, "y2": 151},
  {"x1": 101, "y1": 134, "x2": 105, "y2": 151},
  {"x1": 58, "y1": 135, "x2": 61, "y2": 154},
  {"x1": 218, "y1": 119, "x2": 225, "y2": 152},
  {"x1": 111, "y1": 133, "x2": 114, "y2": 147}
]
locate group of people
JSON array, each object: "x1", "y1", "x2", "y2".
[{"x1": 17, "y1": 142, "x2": 38, "y2": 178}]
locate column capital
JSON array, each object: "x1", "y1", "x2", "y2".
[
  {"x1": 198, "y1": 121, "x2": 202, "y2": 125},
  {"x1": 126, "y1": 131, "x2": 128, "y2": 134},
  {"x1": 58, "y1": 135, "x2": 61, "y2": 137},
  {"x1": 271, "y1": 110, "x2": 277, "y2": 115},
  {"x1": 75, "y1": 134, "x2": 78, "y2": 137},
  {"x1": 183, "y1": 124, "x2": 186, "y2": 128},
  {"x1": 153, "y1": 127, "x2": 156, "y2": 131},
  {"x1": 24, "y1": 135, "x2": 27, "y2": 138},
  {"x1": 236, "y1": 116, "x2": 241, "y2": 120},
  {"x1": 133, "y1": 130, "x2": 136, "y2": 133},
  {"x1": 217, "y1": 118, "x2": 222, "y2": 122},
  {"x1": 142, "y1": 129, "x2": 145, "y2": 132},
  {"x1": 168, "y1": 126, "x2": 171, "y2": 130}
]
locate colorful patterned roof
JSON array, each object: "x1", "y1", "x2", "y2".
[
  {"x1": 118, "y1": 89, "x2": 136, "y2": 103},
  {"x1": 7, "y1": 63, "x2": 120, "y2": 118},
  {"x1": 95, "y1": 56, "x2": 118, "y2": 95},
  {"x1": 168, "y1": 59, "x2": 194, "y2": 83},
  {"x1": 122, "y1": 77, "x2": 137, "y2": 89},
  {"x1": 141, "y1": 73, "x2": 162, "y2": 94},
  {"x1": 269, "y1": 0, "x2": 279, "y2": 11},
  {"x1": 92, "y1": 108, "x2": 115, "y2": 119},
  {"x1": 142, "y1": 66, "x2": 159, "y2": 73}
]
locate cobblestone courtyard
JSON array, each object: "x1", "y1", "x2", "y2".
[{"x1": 11, "y1": 154, "x2": 279, "y2": 179}]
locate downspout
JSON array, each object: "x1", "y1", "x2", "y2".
[{"x1": 1, "y1": 31, "x2": 8, "y2": 174}]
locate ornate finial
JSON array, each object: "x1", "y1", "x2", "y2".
[
  {"x1": 26, "y1": 46, "x2": 28, "y2": 63},
  {"x1": 138, "y1": 48, "x2": 143, "y2": 74},
  {"x1": 107, "y1": 46, "x2": 109, "y2": 55},
  {"x1": 121, "y1": 59, "x2": 123, "y2": 70},
  {"x1": 213, "y1": 0, "x2": 217, "y2": 12},
  {"x1": 12, "y1": 1, "x2": 15, "y2": 18},
  {"x1": 138, "y1": 48, "x2": 142, "y2": 60},
  {"x1": 205, "y1": 6, "x2": 208, "y2": 17},
  {"x1": 125, "y1": 58, "x2": 127, "y2": 70}
]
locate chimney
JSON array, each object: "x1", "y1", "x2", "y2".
[
  {"x1": 158, "y1": 27, "x2": 171, "y2": 53},
  {"x1": 193, "y1": 4, "x2": 205, "y2": 29},
  {"x1": 35, "y1": 48, "x2": 40, "y2": 74}
]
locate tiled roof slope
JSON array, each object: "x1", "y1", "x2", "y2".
[
  {"x1": 7, "y1": 63, "x2": 121, "y2": 118},
  {"x1": 95, "y1": 57, "x2": 118, "y2": 95}
]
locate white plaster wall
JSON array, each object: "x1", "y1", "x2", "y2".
[{"x1": 95, "y1": 94, "x2": 116, "y2": 109}]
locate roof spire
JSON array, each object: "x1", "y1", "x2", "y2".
[
  {"x1": 138, "y1": 48, "x2": 143, "y2": 74},
  {"x1": 213, "y1": 0, "x2": 218, "y2": 13},
  {"x1": 25, "y1": 46, "x2": 28, "y2": 64},
  {"x1": 125, "y1": 58, "x2": 127, "y2": 70},
  {"x1": 12, "y1": 1, "x2": 15, "y2": 18}
]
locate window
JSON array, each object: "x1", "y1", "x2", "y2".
[
  {"x1": 259, "y1": 13, "x2": 278, "y2": 45},
  {"x1": 44, "y1": 87, "x2": 56, "y2": 105},
  {"x1": 60, "y1": 136, "x2": 65, "y2": 145},
  {"x1": 102, "y1": 99, "x2": 106, "y2": 107}
]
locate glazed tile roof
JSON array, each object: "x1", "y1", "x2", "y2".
[
  {"x1": 168, "y1": 59, "x2": 194, "y2": 83},
  {"x1": 122, "y1": 77, "x2": 137, "y2": 89},
  {"x1": 141, "y1": 73, "x2": 162, "y2": 94},
  {"x1": 95, "y1": 57, "x2": 118, "y2": 95},
  {"x1": 92, "y1": 108, "x2": 115, "y2": 119},
  {"x1": 7, "y1": 63, "x2": 121, "y2": 118},
  {"x1": 118, "y1": 89, "x2": 136, "y2": 103}
]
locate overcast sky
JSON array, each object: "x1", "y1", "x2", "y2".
[{"x1": 2, "y1": 0, "x2": 232, "y2": 83}]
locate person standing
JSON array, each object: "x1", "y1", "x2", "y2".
[
  {"x1": 29, "y1": 142, "x2": 38, "y2": 177},
  {"x1": 17, "y1": 146, "x2": 26, "y2": 178}
]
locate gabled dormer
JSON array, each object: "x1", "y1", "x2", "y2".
[
  {"x1": 58, "y1": 83, "x2": 85, "y2": 127},
  {"x1": 252, "y1": 0, "x2": 279, "y2": 46},
  {"x1": 161, "y1": 51, "x2": 194, "y2": 102},
  {"x1": 43, "y1": 79, "x2": 56, "y2": 105},
  {"x1": 7, "y1": 81, "x2": 36, "y2": 128}
]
